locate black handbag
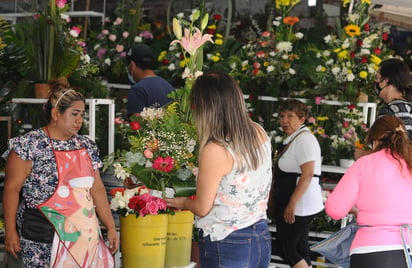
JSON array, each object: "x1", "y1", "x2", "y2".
[{"x1": 21, "y1": 208, "x2": 55, "y2": 243}]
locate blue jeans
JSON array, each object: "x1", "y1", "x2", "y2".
[{"x1": 198, "y1": 219, "x2": 271, "y2": 268}]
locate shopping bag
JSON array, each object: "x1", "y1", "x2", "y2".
[{"x1": 310, "y1": 221, "x2": 360, "y2": 268}]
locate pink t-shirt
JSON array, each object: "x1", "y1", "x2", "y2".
[{"x1": 325, "y1": 149, "x2": 412, "y2": 252}]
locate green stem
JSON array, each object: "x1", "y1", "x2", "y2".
[{"x1": 47, "y1": 0, "x2": 56, "y2": 81}]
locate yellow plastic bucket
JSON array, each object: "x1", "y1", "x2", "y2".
[
  {"x1": 120, "y1": 214, "x2": 168, "y2": 268},
  {"x1": 165, "y1": 210, "x2": 194, "y2": 267}
]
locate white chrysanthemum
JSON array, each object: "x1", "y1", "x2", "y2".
[
  {"x1": 346, "y1": 70, "x2": 355, "y2": 82},
  {"x1": 360, "y1": 48, "x2": 370, "y2": 55},
  {"x1": 229, "y1": 62, "x2": 237, "y2": 70},
  {"x1": 316, "y1": 65, "x2": 323, "y2": 72},
  {"x1": 326, "y1": 59, "x2": 334, "y2": 65},
  {"x1": 276, "y1": 41, "x2": 293, "y2": 53},
  {"x1": 168, "y1": 63, "x2": 176, "y2": 71},
  {"x1": 267, "y1": 65, "x2": 275, "y2": 72},
  {"x1": 331, "y1": 66, "x2": 341, "y2": 76},
  {"x1": 81, "y1": 54, "x2": 91, "y2": 64},
  {"x1": 323, "y1": 50, "x2": 331, "y2": 57},
  {"x1": 367, "y1": 65, "x2": 376, "y2": 74},
  {"x1": 281, "y1": 54, "x2": 289, "y2": 60},
  {"x1": 104, "y1": 58, "x2": 111, "y2": 66},
  {"x1": 93, "y1": 44, "x2": 100, "y2": 50},
  {"x1": 134, "y1": 36, "x2": 142, "y2": 43},
  {"x1": 295, "y1": 32, "x2": 304, "y2": 39},
  {"x1": 269, "y1": 51, "x2": 276, "y2": 57},
  {"x1": 289, "y1": 68, "x2": 296, "y2": 75},
  {"x1": 241, "y1": 60, "x2": 249, "y2": 67},
  {"x1": 316, "y1": 52, "x2": 321, "y2": 58},
  {"x1": 272, "y1": 20, "x2": 281, "y2": 27},
  {"x1": 324, "y1": 35, "x2": 332, "y2": 44},
  {"x1": 176, "y1": 12, "x2": 184, "y2": 18},
  {"x1": 362, "y1": 38, "x2": 372, "y2": 49}
]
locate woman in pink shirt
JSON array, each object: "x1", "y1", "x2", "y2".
[{"x1": 325, "y1": 115, "x2": 412, "y2": 268}]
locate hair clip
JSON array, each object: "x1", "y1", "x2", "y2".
[{"x1": 395, "y1": 125, "x2": 406, "y2": 133}]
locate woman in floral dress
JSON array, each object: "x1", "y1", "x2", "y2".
[{"x1": 2, "y1": 79, "x2": 118, "y2": 267}]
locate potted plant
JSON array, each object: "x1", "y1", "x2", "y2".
[{"x1": 11, "y1": 0, "x2": 84, "y2": 97}]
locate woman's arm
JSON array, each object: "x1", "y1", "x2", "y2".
[
  {"x1": 284, "y1": 161, "x2": 314, "y2": 224},
  {"x1": 165, "y1": 142, "x2": 233, "y2": 217},
  {"x1": 90, "y1": 170, "x2": 119, "y2": 254},
  {"x1": 3, "y1": 151, "x2": 31, "y2": 258}
]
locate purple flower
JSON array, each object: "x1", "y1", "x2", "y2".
[
  {"x1": 140, "y1": 31, "x2": 154, "y2": 40},
  {"x1": 97, "y1": 48, "x2": 108, "y2": 58}
]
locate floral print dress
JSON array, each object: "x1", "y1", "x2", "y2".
[{"x1": 2, "y1": 128, "x2": 102, "y2": 267}]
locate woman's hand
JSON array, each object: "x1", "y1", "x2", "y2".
[
  {"x1": 284, "y1": 202, "x2": 296, "y2": 224},
  {"x1": 165, "y1": 197, "x2": 188, "y2": 210},
  {"x1": 5, "y1": 229, "x2": 21, "y2": 259},
  {"x1": 106, "y1": 228, "x2": 119, "y2": 255}
]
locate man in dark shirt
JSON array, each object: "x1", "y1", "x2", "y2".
[{"x1": 126, "y1": 43, "x2": 175, "y2": 118}]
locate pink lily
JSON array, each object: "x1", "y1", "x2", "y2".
[
  {"x1": 170, "y1": 27, "x2": 214, "y2": 56},
  {"x1": 56, "y1": 0, "x2": 67, "y2": 9}
]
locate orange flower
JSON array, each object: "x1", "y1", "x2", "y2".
[
  {"x1": 354, "y1": 140, "x2": 364, "y2": 149},
  {"x1": 283, "y1": 16, "x2": 299, "y2": 26}
]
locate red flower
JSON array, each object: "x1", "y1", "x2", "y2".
[
  {"x1": 363, "y1": 23, "x2": 370, "y2": 32},
  {"x1": 261, "y1": 31, "x2": 271, "y2": 38},
  {"x1": 348, "y1": 104, "x2": 356, "y2": 110},
  {"x1": 255, "y1": 51, "x2": 265, "y2": 58},
  {"x1": 129, "y1": 121, "x2": 141, "y2": 131},
  {"x1": 253, "y1": 62, "x2": 261, "y2": 69},
  {"x1": 374, "y1": 48, "x2": 382, "y2": 55},
  {"x1": 361, "y1": 56, "x2": 368, "y2": 63},
  {"x1": 382, "y1": 32, "x2": 389, "y2": 41},
  {"x1": 162, "y1": 59, "x2": 170, "y2": 65},
  {"x1": 109, "y1": 188, "x2": 125, "y2": 197},
  {"x1": 153, "y1": 156, "x2": 175, "y2": 172},
  {"x1": 213, "y1": 14, "x2": 222, "y2": 21},
  {"x1": 252, "y1": 69, "x2": 260, "y2": 76},
  {"x1": 357, "y1": 39, "x2": 363, "y2": 47},
  {"x1": 206, "y1": 28, "x2": 215, "y2": 35},
  {"x1": 350, "y1": 51, "x2": 355, "y2": 58},
  {"x1": 342, "y1": 121, "x2": 350, "y2": 128},
  {"x1": 127, "y1": 193, "x2": 168, "y2": 217}
]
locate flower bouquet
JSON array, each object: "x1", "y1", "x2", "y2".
[
  {"x1": 109, "y1": 186, "x2": 171, "y2": 217},
  {"x1": 312, "y1": 0, "x2": 393, "y2": 101},
  {"x1": 330, "y1": 104, "x2": 368, "y2": 161},
  {"x1": 106, "y1": 102, "x2": 198, "y2": 197}
]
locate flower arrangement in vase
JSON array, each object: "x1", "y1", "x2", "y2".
[
  {"x1": 105, "y1": 103, "x2": 198, "y2": 197},
  {"x1": 230, "y1": 0, "x2": 303, "y2": 96},
  {"x1": 312, "y1": 0, "x2": 393, "y2": 101},
  {"x1": 109, "y1": 186, "x2": 171, "y2": 217}
]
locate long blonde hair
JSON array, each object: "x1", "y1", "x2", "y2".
[{"x1": 190, "y1": 71, "x2": 265, "y2": 171}]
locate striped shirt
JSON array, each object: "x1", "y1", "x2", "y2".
[{"x1": 378, "y1": 99, "x2": 412, "y2": 139}]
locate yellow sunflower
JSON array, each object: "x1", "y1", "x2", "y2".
[{"x1": 344, "y1": 24, "x2": 361, "y2": 37}]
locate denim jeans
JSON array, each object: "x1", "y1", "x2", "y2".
[{"x1": 198, "y1": 219, "x2": 271, "y2": 268}]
